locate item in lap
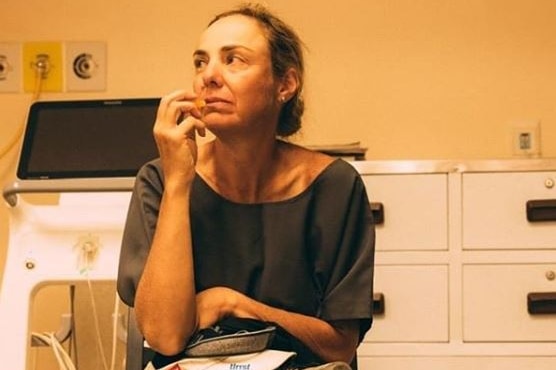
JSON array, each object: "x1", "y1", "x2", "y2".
[
  {"x1": 154, "y1": 350, "x2": 297, "y2": 370},
  {"x1": 185, "y1": 317, "x2": 277, "y2": 357}
]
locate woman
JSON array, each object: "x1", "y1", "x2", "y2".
[{"x1": 117, "y1": 3, "x2": 375, "y2": 369}]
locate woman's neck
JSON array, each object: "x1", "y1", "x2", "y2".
[{"x1": 197, "y1": 137, "x2": 285, "y2": 203}]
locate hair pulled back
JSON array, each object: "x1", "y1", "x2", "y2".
[{"x1": 209, "y1": 3, "x2": 306, "y2": 137}]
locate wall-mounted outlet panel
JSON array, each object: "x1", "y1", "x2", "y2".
[
  {"x1": 511, "y1": 120, "x2": 541, "y2": 157},
  {"x1": 0, "y1": 42, "x2": 22, "y2": 93},
  {"x1": 65, "y1": 41, "x2": 106, "y2": 91},
  {"x1": 22, "y1": 41, "x2": 63, "y2": 92}
]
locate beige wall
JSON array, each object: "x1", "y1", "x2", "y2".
[
  {"x1": 1, "y1": 0, "x2": 556, "y2": 368},
  {"x1": 2, "y1": 0, "x2": 556, "y2": 161}
]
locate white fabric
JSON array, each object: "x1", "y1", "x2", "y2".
[{"x1": 145, "y1": 350, "x2": 296, "y2": 370}]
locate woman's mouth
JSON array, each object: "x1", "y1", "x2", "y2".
[
  {"x1": 204, "y1": 97, "x2": 231, "y2": 105},
  {"x1": 203, "y1": 97, "x2": 233, "y2": 112}
]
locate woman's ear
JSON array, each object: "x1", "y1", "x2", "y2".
[{"x1": 277, "y1": 67, "x2": 299, "y2": 102}]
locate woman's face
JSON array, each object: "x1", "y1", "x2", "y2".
[{"x1": 193, "y1": 15, "x2": 281, "y2": 135}]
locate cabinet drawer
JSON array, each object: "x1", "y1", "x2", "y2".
[
  {"x1": 462, "y1": 172, "x2": 556, "y2": 250},
  {"x1": 463, "y1": 263, "x2": 556, "y2": 342},
  {"x1": 361, "y1": 174, "x2": 448, "y2": 251},
  {"x1": 364, "y1": 264, "x2": 449, "y2": 343}
]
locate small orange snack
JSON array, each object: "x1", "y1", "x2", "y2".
[{"x1": 194, "y1": 98, "x2": 206, "y2": 110}]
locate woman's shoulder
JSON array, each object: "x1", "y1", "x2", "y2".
[
  {"x1": 282, "y1": 142, "x2": 359, "y2": 181},
  {"x1": 279, "y1": 142, "x2": 362, "y2": 198},
  {"x1": 134, "y1": 158, "x2": 164, "y2": 194},
  {"x1": 136, "y1": 158, "x2": 163, "y2": 178},
  {"x1": 286, "y1": 143, "x2": 334, "y2": 173}
]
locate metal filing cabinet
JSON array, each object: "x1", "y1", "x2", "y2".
[{"x1": 351, "y1": 160, "x2": 556, "y2": 370}]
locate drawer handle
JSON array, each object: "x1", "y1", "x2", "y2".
[
  {"x1": 373, "y1": 292, "x2": 385, "y2": 315},
  {"x1": 370, "y1": 202, "x2": 384, "y2": 225},
  {"x1": 527, "y1": 292, "x2": 556, "y2": 314},
  {"x1": 526, "y1": 199, "x2": 556, "y2": 222}
]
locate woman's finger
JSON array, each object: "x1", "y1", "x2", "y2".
[
  {"x1": 176, "y1": 116, "x2": 207, "y2": 140},
  {"x1": 156, "y1": 90, "x2": 201, "y2": 128}
]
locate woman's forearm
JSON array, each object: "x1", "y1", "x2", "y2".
[
  {"x1": 237, "y1": 296, "x2": 358, "y2": 363},
  {"x1": 199, "y1": 287, "x2": 359, "y2": 363},
  {"x1": 135, "y1": 187, "x2": 197, "y2": 355}
]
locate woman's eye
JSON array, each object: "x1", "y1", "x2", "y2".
[
  {"x1": 225, "y1": 54, "x2": 246, "y2": 66},
  {"x1": 194, "y1": 58, "x2": 207, "y2": 71}
]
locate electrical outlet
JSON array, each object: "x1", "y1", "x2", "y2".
[
  {"x1": 65, "y1": 41, "x2": 106, "y2": 91},
  {"x1": 0, "y1": 42, "x2": 22, "y2": 93},
  {"x1": 511, "y1": 120, "x2": 541, "y2": 157},
  {"x1": 22, "y1": 41, "x2": 63, "y2": 92}
]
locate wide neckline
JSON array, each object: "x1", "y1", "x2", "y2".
[{"x1": 194, "y1": 158, "x2": 343, "y2": 206}]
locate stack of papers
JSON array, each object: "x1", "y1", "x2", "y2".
[{"x1": 305, "y1": 142, "x2": 367, "y2": 160}]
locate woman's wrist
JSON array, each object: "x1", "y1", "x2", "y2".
[
  {"x1": 228, "y1": 289, "x2": 260, "y2": 320},
  {"x1": 224, "y1": 287, "x2": 242, "y2": 317}
]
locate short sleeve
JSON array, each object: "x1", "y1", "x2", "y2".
[
  {"x1": 310, "y1": 161, "x2": 375, "y2": 341},
  {"x1": 117, "y1": 160, "x2": 164, "y2": 306}
]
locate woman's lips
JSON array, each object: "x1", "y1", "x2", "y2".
[
  {"x1": 203, "y1": 97, "x2": 233, "y2": 111},
  {"x1": 205, "y1": 97, "x2": 231, "y2": 104}
]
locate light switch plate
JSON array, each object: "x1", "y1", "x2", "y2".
[{"x1": 511, "y1": 120, "x2": 541, "y2": 157}]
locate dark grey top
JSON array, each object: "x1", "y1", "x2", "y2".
[{"x1": 117, "y1": 157, "x2": 375, "y2": 364}]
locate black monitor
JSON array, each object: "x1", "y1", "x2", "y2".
[{"x1": 17, "y1": 98, "x2": 160, "y2": 180}]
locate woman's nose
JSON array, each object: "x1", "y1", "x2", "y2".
[{"x1": 201, "y1": 60, "x2": 223, "y2": 88}]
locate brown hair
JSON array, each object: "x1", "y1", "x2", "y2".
[{"x1": 209, "y1": 3, "x2": 306, "y2": 137}]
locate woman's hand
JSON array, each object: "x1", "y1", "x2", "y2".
[
  {"x1": 196, "y1": 287, "x2": 359, "y2": 363},
  {"x1": 153, "y1": 90, "x2": 206, "y2": 188},
  {"x1": 195, "y1": 287, "x2": 242, "y2": 329}
]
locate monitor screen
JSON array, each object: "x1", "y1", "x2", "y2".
[{"x1": 17, "y1": 98, "x2": 160, "y2": 179}]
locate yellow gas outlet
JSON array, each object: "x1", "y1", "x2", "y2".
[{"x1": 23, "y1": 41, "x2": 63, "y2": 92}]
